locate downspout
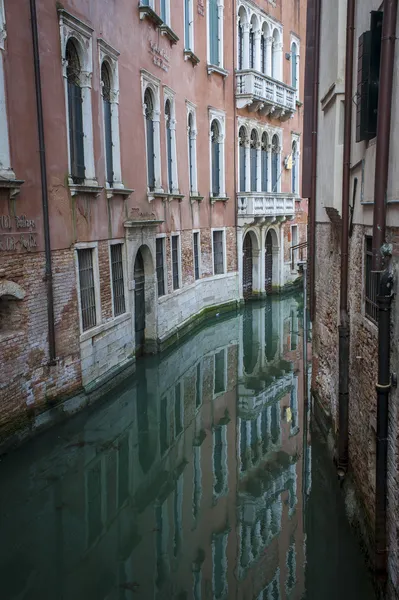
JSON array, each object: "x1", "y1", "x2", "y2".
[
  {"x1": 233, "y1": 0, "x2": 238, "y2": 297},
  {"x1": 30, "y1": 0, "x2": 56, "y2": 364},
  {"x1": 372, "y1": 0, "x2": 398, "y2": 579},
  {"x1": 309, "y1": 0, "x2": 321, "y2": 320},
  {"x1": 337, "y1": 0, "x2": 356, "y2": 475}
]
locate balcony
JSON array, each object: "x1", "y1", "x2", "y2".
[
  {"x1": 236, "y1": 70, "x2": 296, "y2": 120},
  {"x1": 237, "y1": 193, "x2": 296, "y2": 224}
]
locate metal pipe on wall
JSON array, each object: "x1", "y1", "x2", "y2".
[
  {"x1": 30, "y1": 0, "x2": 56, "y2": 364},
  {"x1": 372, "y1": 0, "x2": 398, "y2": 579},
  {"x1": 337, "y1": 0, "x2": 356, "y2": 475}
]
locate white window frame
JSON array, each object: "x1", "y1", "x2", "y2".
[
  {"x1": 209, "y1": 107, "x2": 226, "y2": 199},
  {"x1": 186, "y1": 101, "x2": 199, "y2": 196},
  {"x1": 108, "y1": 239, "x2": 129, "y2": 318},
  {"x1": 98, "y1": 39, "x2": 126, "y2": 196},
  {"x1": 206, "y1": 0, "x2": 225, "y2": 72},
  {"x1": 271, "y1": 26, "x2": 283, "y2": 81},
  {"x1": 139, "y1": 0, "x2": 155, "y2": 8},
  {"x1": 184, "y1": 0, "x2": 194, "y2": 51},
  {"x1": 160, "y1": 0, "x2": 171, "y2": 26},
  {"x1": 271, "y1": 130, "x2": 282, "y2": 193},
  {"x1": 141, "y1": 69, "x2": 163, "y2": 196},
  {"x1": 192, "y1": 229, "x2": 201, "y2": 280},
  {"x1": 171, "y1": 232, "x2": 182, "y2": 290},
  {"x1": 211, "y1": 227, "x2": 227, "y2": 276},
  {"x1": 59, "y1": 10, "x2": 96, "y2": 188},
  {"x1": 291, "y1": 133, "x2": 300, "y2": 196},
  {"x1": 155, "y1": 233, "x2": 168, "y2": 297},
  {"x1": 163, "y1": 86, "x2": 179, "y2": 194},
  {"x1": 74, "y1": 242, "x2": 101, "y2": 336},
  {"x1": 290, "y1": 35, "x2": 300, "y2": 96},
  {"x1": 0, "y1": 1, "x2": 14, "y2": 181}
]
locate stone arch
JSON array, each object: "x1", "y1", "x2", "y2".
[
  {"x1": 272, "y1": 28, "x2": 282, "y2": 80},
  {"x1": 242, "y1": 228, "x2": 261, "y2": 300},
  {"x1": 265, "y1": 227, "x2": 280, "y2": 293},
  {"x1": 132, "y1": 244, "x2": 156, "y2": 355}
]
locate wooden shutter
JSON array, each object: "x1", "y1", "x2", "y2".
[
  {"x1": 185, "y1": 0, "x2": 190, "y2": 49},
  {"x1": 261, "y1": 36, "x2": 266, "y2": 73},
  {"x1": 68, "y1": 82, "x2": 85, "y2": 183}
]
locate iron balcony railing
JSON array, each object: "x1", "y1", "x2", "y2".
[
  {"x1": 237, "y1": 192, "x2": 296, "y2": 219},
  {"x1": 236, "y1": 70, "x2": 297, "y2": 119}
]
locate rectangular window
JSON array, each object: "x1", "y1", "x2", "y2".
[
  {"x1": 213, "y1": 230, "x2": 224, "y2": 275},
  {"x1": 156, "y1": 237, "x2": 166, "y2": 297},
  {"x1": 110, "y1": 243, "x2": 126, "y2": 317},
  {"x1": 214, "y1": 349, "x2": 226, "y2": 395},
  {"x1": 365, "y1": 236, "x2": 379, "y2": 323},
  {"x1": 185, "y1": 0, "x2": 192, "y2": 50},
  {"x1": 77, "y1": 248, "x2": 97, "y2": 331},
  {"x1": 172, "y1": 235, "x2": 180, "y2": 290},
  {"x1": 193, "y1": 232, "x2": 200, "y2": 280},
  {"x1": 209, "y1": 0, "x2": 219, "y2": 66}
]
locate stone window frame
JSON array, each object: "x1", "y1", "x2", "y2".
[
  {"x1": 74, "y1": 242, "x2": 102, "y2": 338},
  {"x1": 108, "y1": 239, "x2": 129, "y2": 319},
  {"x1": 237, "y1": 117, "x2": 282, "y2": 194},
  {"x1": 59, "y1": 10, "x2": 98, "y2": 192},
  {"x1": 192, "y1": 229, "x2": 202, "y2": 280},
  {"x1": 184, "y1": 0, "x2": 194, "y2": 52},
  {"x1": 207, "y1": 0, "x2": 228, "y2": 77},
  {"x1": 98, "y1": 39, "x2": 127, "y2": 197},
  {"x1": 155, "y1": 233, "x2": 168, "y2": 298},
  {"x1": 208, "y1": 107, "x2": 227, "y2": 200},
  {"x1": 186, "y1": 100, "x2": 199, "y2": 198},
  {"x1": 163, "y1": 86, "x2": 179, "y2": 195},
  {"x1": 291, "y1": 133, "x2": 301, "y2": 196},
  {"x1": 170, "y1": 232, "x2": 182, "y2": 291},
  {"x1": 141, "y1": 69, "x2": 163, "y2": 199},
  {"x1": 290, "y1": 34, "x2": 300, "y2": 96},
  {"x1": 0, "y1": 0, "x2": 15, "y2": 183},
  {"x1": 211, "y1": 227, "x2": 227, "y2": 276}
]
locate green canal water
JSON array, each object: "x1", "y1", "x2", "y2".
[{"x1": 0, "y1": 296, "x2": 375, "y2": 599}]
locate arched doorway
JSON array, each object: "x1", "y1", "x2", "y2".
[
  {"x1": 265, "y1": 231, "x2": 273, "y2": 294},
  {"x1": 243, "y1": 234, "x2": 253, "y2": 299},
  {"x1": 134, "y1": 249, "x2": 145, "y2": 354}
]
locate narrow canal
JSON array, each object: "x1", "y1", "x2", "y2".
[{"x1": 0, "y1": 295, "x2": 375, "y2": 600}]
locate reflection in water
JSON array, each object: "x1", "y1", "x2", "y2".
[{"x1": 0, "y1": 296, "x2": 375, "y2": 600}]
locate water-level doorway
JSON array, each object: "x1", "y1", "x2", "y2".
[
  {"x1": 243, "y1": 233, "x2": 253, "y2": 299},
  {"x1": 265, "y1": 230, "x2": 274, "y2": 294},
  {"x1": 134, "y1": 249, "x2": 145, "y2": 355}
]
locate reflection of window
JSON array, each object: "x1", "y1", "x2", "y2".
[
  {"x1": 156, "y1": 501, "x2": 169, "y2": 587},
  {"x1": 87, "y1": 461, "x2": 102, "y2": 547},
  {"x1": 214, "y1": 348, "x2": 226, "y2": 394},
  {"x1": 251, "y1": 419, "x2": 259, "y2": 465},
  {"x1": 285, "y1": 538, "x2": 296, "y2": 595},
  {"x1": 290, "y1": 306, "x2": 298, "y2": 349},
  {"x1": 193, "y1": 446, "x2": 202, "y2": 520},
  {"x1": 160, "y1": 396, "x2": 169, "y2": 454},
  {"x1": 196, "y1": 362, "x2": 202, "y2": 408},
  {"x1": 118, "y1": 434, "x2": 129, "y2": 506},
  {"x1": 213, "y1": 425, "x2": 227, "y2": 496},
  {"x1": 240, "y1": 419, "x2": 248, "y2": 472},
  {"x1": 174, "y1": 475, "x2": 183, "y2": 557},
  {"x1": 175, "y1": 382, "x2": 183, "y2": 436},
  {"x1": 271, "y1": 402, "x2": 279, "y2": 445},
  {"x1": 261, "y1": 408, "x2": 269, "y2": 454},
  {"x1": 212, "y1": 531, "x2": 228, "y2": 599}
]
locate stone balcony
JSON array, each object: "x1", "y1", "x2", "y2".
[
  {"x1": 236, "y1": 70, "x2": 296, "y2": 120},
  {"x1": 237, "y1": 192, "x2": 296, "y2": 225}
]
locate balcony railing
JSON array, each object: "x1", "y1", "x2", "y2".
[
  {"x1": 237, "y1": 193, "x2": 296, "y2": 221},
  {"x1": 236, "y1": 70, "x2": 297, "y2": 120}
]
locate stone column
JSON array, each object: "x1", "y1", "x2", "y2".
[
  {"x1": 242, "y1": 23, "x2": 250, "y2": 70},
  {"x1": 244, "y1": 140, "x2": 251, "y2": 192},
  {"x1": 237, "y1": 226, "x2": 244, "y2": 301},
  {"x1": 254, "y1": 30, "x2": 261, "y2": 72},
  {"x1": 152, "y1": 109, "x2": 163, "y2": 192},
  {"x1": 169, "y1": 117, "x2": 179, "y2": 193},
  {"x1": 110, "y1": 89, "x2": 123, "y2": 188},
  {"x1": 256, "y1": 141, "x2": 262, "y2": 192},
  {"x1": 219, "y1": 131, "x2": 226, "y2": 197},
  {"x1": 217, "y1": 1, "x2": 224, "y2": 67},
  {"x1": 266, "y1": 36, "x2": 273, "y2": 77},
  {"x1": 81, "y1": 70, "x2": 96, "y2": 185}
]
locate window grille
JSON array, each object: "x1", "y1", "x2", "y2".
[
  {"x1": 214, "y1": 349, "x2": 226, "y2": 394},
  {"x1": 365, "y1": 236, "x2": 379, "y2": 323},
  {"x1": 165, "y1": 100, "x2": 173, "y2": 193},
  {"x1": 110, "y1": 243, "x2": 126, "y2": 316},
  {"x1": 271, "y1": 134, "x2": 279, "y2": 192},
  {"x1": 250, "y1": 129, "x2": 258, "y2": 192},
  {"x1": 101, "y1": 62, "x2": 113, "y2": 186},
  {"x1": 261, "y1": 132, "x2": 269, "y2": 191},
  {"x1": 193, "y1": 232, "x2": 200, "y2": 280},
  {"x1": 239, "y1": 127, "x2": 246, "y2": 192},
  {"x1": 211, "y1": 120, "x2": 220, "y2": 196},
  {"x1": 213, "y1": 230, "x2": 224, "y2": 275},
  {"x1": 209, "y1": 0, "x2": 219, "y2": 65},
  {"x1": 172, "y1": 235, "x2": 180, "y2": 290},
  {"x1": 144, "y1": 88, "x2": 155, "y2": 190},
  {"x1": 77, "y1": 248, "x2": 97, "y2": 331},
  {"x1": 156, "y1": 238, "x2": 165, "y2": 297},
  {"x1": 66, "y1": 40, "x2": 85, "y2": 183}
]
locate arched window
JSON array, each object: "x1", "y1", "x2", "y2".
[
  {"x1": 66, "y1": 39, "x2": 85, "y2": 183},
  {"x1": 165, "y1": 99, "x2": 173, "y2": 193},
  {"x1": 261, "y1": 34, "x2": 266, "y2": 74},
  {"x1": 272, "y1": 30, "x2": 280, "y2": 80},
  {"x1": 292, "y1": 141, "x2": 298, "y2": 194},
  {"x1": 271, "y1": 134, "x2": 279, "y2": 192},
  {"x1": 249, "y1": 27, "x2": 255, "y2": 69},
  {"x1": 144, "y1": 88, "x2": 155, "y2": 191},
  {"x1": 291, "y1": 42, "x2": 298, "y2": 90},
  {"x1": 250, "y1": 129, "x2": 258, "y2": 192},
  {"x1": 239, "y1": 126, "x2": 247, "y2": 192},
  {"x1": 101, "y1": 62, "x2": 113, "y2": 186},
  {"x1": 238, "y1": 22, "x2": 243, "y2": 70},
  {"x1": 188, "y1": 113, "x2": 194, "y2": 193},
  {"x1": 261, "y1": 132, "x2": 269, "y2": 192},
  {"x1": 211, "y1": 120, "x2": 220, "y2": 196}
]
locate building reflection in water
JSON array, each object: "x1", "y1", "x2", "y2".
[{"x1": 0, "y1": 296, "x2": 311, "y2": 600}]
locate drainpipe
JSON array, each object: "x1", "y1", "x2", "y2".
[
  {"x1": 309, "y1": 0, "x2": 321, "y2": 320},
  {"x1": 337, "y1": 0, "x2": 356, "y2": 475},
  {"x1": 30, "y1": 0, "x2": 56, "y2": 364},
  {"x1": 372, "y1": 0, "x2": 398, "y2": 579}
]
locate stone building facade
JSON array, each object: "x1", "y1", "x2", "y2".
[
  {"x1": 0, "y1": 0, "x2": 307, "y2": 443},
  {"x1": 308, "y1": 0, "x2": 399, "y2": 596}
]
